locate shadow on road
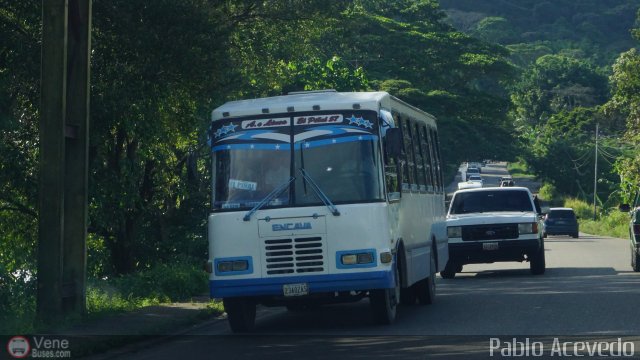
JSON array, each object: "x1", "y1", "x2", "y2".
[
  {"x1": 173, "y1": 335, "x2": 498, "y2": 360},
  {"x1": 463, "y1": 266, "x2": 623, "y2": 278}
]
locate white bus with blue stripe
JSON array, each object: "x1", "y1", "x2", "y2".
[{"x1": 207, "y1": 90, "x2": 448, "y2": 332}]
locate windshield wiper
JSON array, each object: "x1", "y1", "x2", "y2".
[
  {"x1": 243, "y1": 177, "x2": 295, "y2": 221},
  {"x1": 298, "y1": 168, "x2": 340, "y2": 216}
]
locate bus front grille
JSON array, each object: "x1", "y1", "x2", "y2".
[{"x1": 264, "y1": 237, "x2": 325, "y2": 275}]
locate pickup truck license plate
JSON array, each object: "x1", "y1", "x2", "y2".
[
  {"x1": 283, "y1": 283, "x2": 309, "y2": 297},
  {"x1": 483, "y1": 242, "x2": 499, "y2": 251}
]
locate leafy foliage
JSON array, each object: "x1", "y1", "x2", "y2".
[
  {"x1": 510, "y1": 55, "x2": 609, "y2": 127},
  {"x1": 607, "y1": 47, "x2": 640, "y2": 201},
  {"x1": 440, "y1": 0, "x2": 640, "y2": 67}
]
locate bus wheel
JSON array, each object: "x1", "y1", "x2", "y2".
[
  {"x1": 223, "y1": 297, "x2": 256, "y2": 333},
  {"x1": 370, "y1": 265, "x2": 399, "y2": 324},
  {"x1": 417, "y1": 249, "x2": 436, "y2": 305}
]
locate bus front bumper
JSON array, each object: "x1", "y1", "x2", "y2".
[{"x1": 210, "y1": 270, "x2": 394, "y2": 298}]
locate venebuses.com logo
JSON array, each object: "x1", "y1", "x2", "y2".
[
  {"x1": 6, "y1": 336, "x2": 30, "y2": 359},
  {"x1": 6, "y1": 336, "x2": 72, "y2": 359}
]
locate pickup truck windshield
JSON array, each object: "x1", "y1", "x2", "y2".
[{"x1": 450, "y1": 190, "x2": 533, "y2": 214}]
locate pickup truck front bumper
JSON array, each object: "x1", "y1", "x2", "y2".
[{"x1": 448, "y1": 239, "x2": 541, "y2": 264}]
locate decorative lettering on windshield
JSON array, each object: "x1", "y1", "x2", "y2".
[
  {"x1": 295, "y1": 114, "x2": 343, "y2": 125},
  {"x1": 241, "y1": 117, "x2": 290, "y2": 129}
]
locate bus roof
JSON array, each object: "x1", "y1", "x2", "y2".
[{"x1": 211, "y1": 91, "x2": 436, "y2": 124}]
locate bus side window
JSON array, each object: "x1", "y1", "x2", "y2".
[
  {"x1": 420, "y1": 125, "x2": 434, "y2": 192},
  {"x1": 432, "y1": 128, "x2": 444, "y2": 192},
  {"x1": 426, "y1": 127, "x2": 438, "y2": 192},
  {"x1": 397, "y1": 115, "x2": 415, "y2": 192},
  {"x1": 383, "y1": 132, "x2": 400, "y2": 198},
  {"x1": 413, "y1": 122, "x2": 427, "y2": 192}
]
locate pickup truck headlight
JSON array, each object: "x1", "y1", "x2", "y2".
[
  {"x1": 447, "y1": 226, "x2": 462, "y2": 238},
  {"x1": 518, "y1": 222, "x2": 538, "y2": 234}
]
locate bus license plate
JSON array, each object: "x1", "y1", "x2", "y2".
[
  {"x1": 483, "y1": 242, "x2": 499, "y2": 251},
  {"x1": 283, "y1": 283, "x2": 308, "y2": 297}
]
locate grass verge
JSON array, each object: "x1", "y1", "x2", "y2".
[
  {"x1": 1, "y1": 261, "x2": 223, "y2": 336},
  {"x1": 507, "y1": 160, "x2": 534, "y2": 177}
]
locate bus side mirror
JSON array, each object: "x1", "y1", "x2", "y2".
[
  {"x1": 619, "y1": 204, "x2": 631, "y2": 212},
  {"x1": 386, "y1": 128, "x2": 403, "y2": 158}
]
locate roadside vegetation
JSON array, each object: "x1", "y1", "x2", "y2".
[
  {"x1": 444, "y1": 1, "x2": 640, "y2": 231},
  {"x1": 0, "y1": 261, "x2": 220, "y2": 334},
  {"x1": 507, "y1": 160, "x2": 535, "y2": 179}
]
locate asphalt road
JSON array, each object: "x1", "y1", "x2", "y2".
[{"x1": 98, "y1": 164, "x2": 640, "y2": 360}]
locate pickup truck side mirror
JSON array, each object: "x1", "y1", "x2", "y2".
[
  {"x1": 619, "y1": 204, "x2": 631, "y2": 212},
  {"x1": 533, "y1": 195, "x2": 542, "y2": 214}
]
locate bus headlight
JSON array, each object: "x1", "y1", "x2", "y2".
[
  {"x1": 357, "y1": 252, "x2": 374, "y2": 264},
  {"x1": 447, "y1": 226, "x2": 462, "y2": 238},
  {"x1": 339, "y1": 250, "x2": 377, "y2": 267},
  {"x1": 214, "y1": 257, "x2": 252, "y2": 275},
  {"x1": 232, "y1": 260, "x2": 249, "y2": 271},
  {"x1": 341, "y1": 254, "x2": 357, "y2": 265}
]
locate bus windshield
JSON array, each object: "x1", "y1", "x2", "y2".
[{"x1": 212, "y1": 111, "x2": 384, "y2": 210}]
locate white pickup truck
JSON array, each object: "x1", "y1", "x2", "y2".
[{"x1": 441, "y1": 187, "x2": 545, "y2": 278}]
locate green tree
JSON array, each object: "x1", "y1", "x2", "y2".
[
  {"x1": 511, "y1": 54, "x2": 609, "y2": 128},
  {"x1": 0, "y1": 0, "x2": 41, "y2": 318},
  {"x1": 607, "y1": 45, "x2": 640, "y2": 200},
  {"x1": 472, "y1": 17, "x2": 516, "y2": 44}
]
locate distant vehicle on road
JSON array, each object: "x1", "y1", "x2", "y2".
[
  {"x1": 542, "y1": 207, "x2": 579, "y2": 238},
  {"x1": 468, "y1": 175, "x2": 483, "y2": 186},
  {"x1": 458, "y1": 179, "x2": 483, "y2": 190},
  {"x1": 619, "y1": 192, "x2": 640, "y2": 272},
  {"x1": 498, "y1": 175, "x2": 513, "y2": 184},
  {"x1": 465, "y1": 167, "x2": 480, "y2": 180},
  {"x1": 500, "y1": 179, "x2": 515, "y2": 187},
  {"x1": 468, "y1": 162, "x2": 482, "y2": 173},
  {"x1": 442, "y1": 187, "x2": 545, "y2": 278}
]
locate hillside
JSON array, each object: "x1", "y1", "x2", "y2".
[{"x1": 439, "y1": 0, "x2": 640, "y2": 67}]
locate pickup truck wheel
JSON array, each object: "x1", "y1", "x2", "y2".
[
  {"x1": 370, "y1": 264, "x2": 399, "y2": 324},
  {"x1": 440, "y1": 261, "x2": 457, "y2": 279},
  {"x1": 530, "y1": 240, "x2": 546, "y2": 275},
  {"x1": 632, "y1": 246, "x2": 640, "y2": 272},
  {"x1": 417, "y1": 249, "x2": 436, "y2": 305},
  {"x1": 223, "y1": 297, "x2": 256, "y2": 333}
]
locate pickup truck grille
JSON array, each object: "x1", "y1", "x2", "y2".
[{"x1": 462, "y1": 224, "x2": 519, "y2": 241}]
